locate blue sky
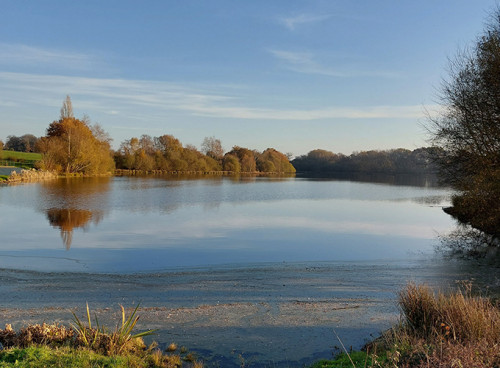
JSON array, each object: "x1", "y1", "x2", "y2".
[{"x1": 0, "y1": 1, "x2": 496, "y2": 156}]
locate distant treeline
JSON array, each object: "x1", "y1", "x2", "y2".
[
  {"x1": 114, "y1": 135, "x2": 296, "y2": 174},
  {"x1": 3, "y1": 96, "x2": 441, "y2": 176},
  {"x1": 292, "y1": 147, "x2": 441, "y2": 174},
  {"x1": 3, "y1": 129, "x2": 441, "y2": 176},
  {"x1": 1, "y1": 132, "x2": 296, "y2": 174},
  {"x1": 1, "y1": 96, "x2": 295, "y2": 175}
]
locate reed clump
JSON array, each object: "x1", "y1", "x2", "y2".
[
  {"x1": 319, "y1": 282, "x2": 500, "y2": 368},
  {"x1": 399, "y1": 282, "x2": 499, "y2": 344},
  {"x1": 380, "y1": 282, "x2": 500, "y2": 367},
  {"x1": 71, "y1": 303, "x2": 156, "y2": 356}
]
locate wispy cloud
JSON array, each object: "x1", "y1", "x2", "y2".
[
  {"x1": 0, "y1": 72, "x2": 427, "y2": 121},
  {"x1": 188, "y1": 104, "x2": 428, "y2": 120},
  {"x1": 269, "y1": 49, "x2": 400, "y2": 79},
  {"x1": 0, "y1": 43, "x2": 98, "y2": 71},
  {"x1": 278, "y1": 13, "x2": 331, "y2": 30},
  {"x1": 0, "y1": 72, "x2": 230, "y2": 110}
]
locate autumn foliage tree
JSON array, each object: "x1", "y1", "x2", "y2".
[
  {"x1": 256, "y1": 148, "x2": 296, "y2": 173},
  {"x1": 115, "y1": 134, "x2": 221, "y2": 172},
  {"x1": 226, "y1": 146, "x2": 256, "y2": 172},
  {"x1": 115, "y1": 136, "x2": 295, "y2": 174},
  {"x1": 37, "y1": 96, "x2": 115, "y2": 174},
  {"x1": 222, "y1": 154, "x2": 241, "y2": 172}
]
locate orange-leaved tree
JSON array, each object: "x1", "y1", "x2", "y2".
[{"x1": 37, "y1": 96, "x2": 115, "y2": 174}]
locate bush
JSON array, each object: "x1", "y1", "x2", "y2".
[
  {"x1": 398, "y1": 282, "x2": 500, "y2": 343},
  {"x1": 384, "y1": 282, "x2": 500, "y2": 367}
]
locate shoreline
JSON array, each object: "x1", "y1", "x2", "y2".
[{"x1": 1, "y1": 258, "x2": 495, "y2": 367}]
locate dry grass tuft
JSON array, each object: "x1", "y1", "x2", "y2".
[
  {"x1": 147, "y1": 348, "x2": 183, "y2": 368},
  {"x1": 390, "y1": 282, "x2": 500, "y2": 367},
  {"x1": 167, "y1": 342, "x2": 178, "y2": 352},
  {"x1": 17, "y1": 323, "x2": 75, "y2": 347},
  {"x1": 0, "y1": 324, "x2": 17, "y2": 347},
  {"x1": 399, "y1": 282, "x2": 500, "y2": 343},
  {"x1": 0, "y1": 323, "x2": 74, "y2": 348}
]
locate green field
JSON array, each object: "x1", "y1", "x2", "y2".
[
  {"x1": 0, "y1": 150, "x2": 42, "y2": 161},
  {"x1": 0, "y1": 150, "x2": 42, "y2": 169}
]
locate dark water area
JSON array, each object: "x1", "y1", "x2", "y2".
[
  {"x1": 295, "y1": 171, "x2": 441, "y2": 187},
  {"x1": 0, "y1": 175, "x2": 498, "y2": 367}
]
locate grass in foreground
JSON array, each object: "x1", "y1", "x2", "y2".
[
  {"x1": 0, "y1": 304, "x2": 203, "y2": 368},
  {"x1": 1, "y1": 285, "x2": 498, "y2": 367},
  {"x1": 310, "y1": 351, "x2": 388, "y2": 368},
  {"x1": 0, "y1": 345, "x2": 164, "y2": 368},
  {"x1": 0, "y1": 344, "x2": 202, "y2": 368},
  {"x1": 314, "y1": 282, "x2": 500, "y2": 368}
]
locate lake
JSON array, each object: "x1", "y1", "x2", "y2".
[
  {"x1": 0, "y1": 174, "x2": 453, "y2": 272},
  {"x1": 0, "y1": 175, "x2": 497, "y2": 367}
]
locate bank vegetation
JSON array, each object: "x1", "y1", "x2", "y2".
[
  {"x1": 0, "y1": 304, "x2": 202, "y2": 368},
  {"x1": 313, "y1": 282, "x2": 500, "y2": 368},
  {"x1": 0, "y1": 283, "x2": 497, "y2": 368}
]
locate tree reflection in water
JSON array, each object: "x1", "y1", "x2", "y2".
[
  {"x1": 46, "y1": 208, "x2": 103, "y2": 249},
  {"x1": 39, "y1": 177, "x2": 111, "y2": 249},
  {"x1": 437, "y1": 225, "x2": 499, "y2": 259}
]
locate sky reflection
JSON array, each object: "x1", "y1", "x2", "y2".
[{"x1": 0, "y1": 176, "x2": 455, "y2": 272}]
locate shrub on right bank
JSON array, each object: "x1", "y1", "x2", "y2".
[
  {"x1": 314, "y1": 282, "x2": 500, "y2": 368},
  {"x1": 372, "y1": 282, "x2": 500, "y2": 367}
]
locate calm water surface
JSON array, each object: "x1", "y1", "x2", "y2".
[
  {"x1": 0, "y1": 175, "x2": 453, "y2": 273},
  {"x1": 3, "y1": 175, "x2": 500, "y2": 367}
]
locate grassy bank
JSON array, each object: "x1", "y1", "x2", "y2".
[{"x1": 0, "y1": 150, "x2": 42, "y2": 169}]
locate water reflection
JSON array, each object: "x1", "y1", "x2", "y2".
[
  {"x1": 46, "y1": 208, "x2": 104, "y2": 249},
  {"x1": 38, "y1": 177, "x2": 112, "y2": 210},
  {"x1": 38, "y1": 177, "x2": 111, "y2": 248},
  {"x1": 0, "y1": 175, "x2": 455, "y2": 258},
  {"x1": 297, "y1": 172, "x2": 441, "y2": 187},
  {"x1": 0, "y1": 174, "x2": 459, "y2": 273},
  {"x1": 404, "y1": 195, "x2": 450, "y2": 206},
  {"x1": 437, "y1": 224, "x2": 500, "y2": 259}
]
